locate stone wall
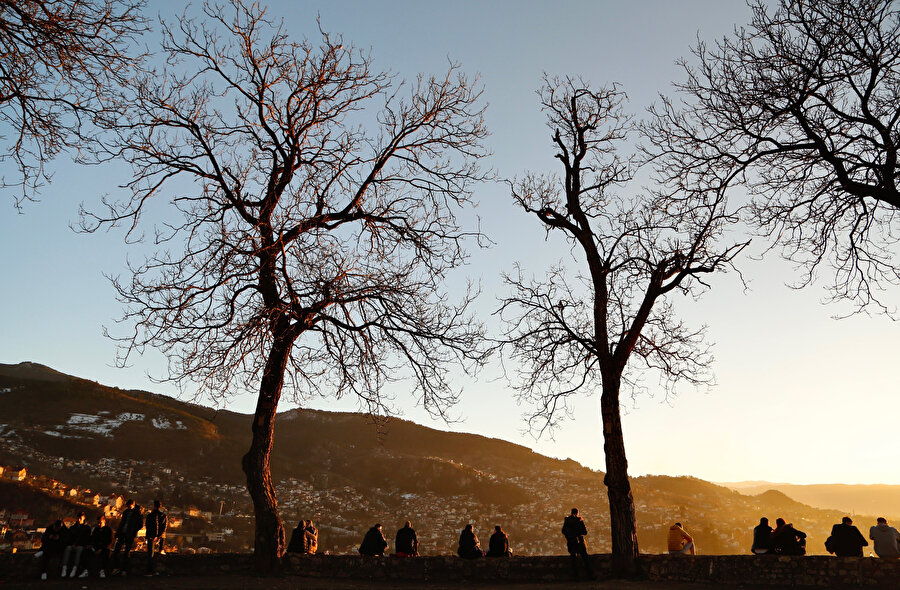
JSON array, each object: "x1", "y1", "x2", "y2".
[
  {"x1": 641, "y1": 555, "x2": 900, "y2": 588},
  {"x1": 3, "y1": 552, "x2": 900, "y2": 587}
]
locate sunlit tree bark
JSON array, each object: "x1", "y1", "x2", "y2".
[
  {"x1": 82, "y1": 1, "x2": 489, "y2": 572},
  {"x1": 499, "y1": 77, "x2": 745, "y2": 576}
]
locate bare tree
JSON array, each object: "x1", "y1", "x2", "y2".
[
  {"x1": 0, "y1": 0, "x2": 147, "y2": 207},
  {"x1": 646, "y1": 0, "x2": 900, "y2": 314},
  {"x1": 498, "y1": 77, "x2": 744, "y2": 575},
  {"x1": 81, "y1": 2, "x2": 489, "y2": 571}
]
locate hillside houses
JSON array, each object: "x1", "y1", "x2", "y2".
[
  {"x1": 0, "y1": 464, "x2": 242, "y2": 552},
  {"x1": 3, "y1": 467, "x2": 26, "y2": 481}
]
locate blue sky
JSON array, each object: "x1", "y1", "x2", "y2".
[{"x1": 2, "y1": 0, "x2": 899, "y2": 485}]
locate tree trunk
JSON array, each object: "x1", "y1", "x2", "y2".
[
  {"x1": 600, "y1": 375, "x2": 640, "y2": 577},
  {"x1": 242, "y1": 333, "x2": 293, "y2": 573}
]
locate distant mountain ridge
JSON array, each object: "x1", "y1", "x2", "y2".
[{"x1": 721, "y1": 481, "x2": 900, "y2": 520}]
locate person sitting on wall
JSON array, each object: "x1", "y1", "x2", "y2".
[
  {"x1": 304, "y1": 520, "x2": 319, "y2": 555},
  {"x1": 870, "y1": 517, "x2": 900, "y2": 558},
  {"x1": 486, "y1": 525, "x2": 512, "y2": 557},
  {"x1": 771, "y1": 518, "x2": 807, "y2": 556},
  {"x1": 89, "y1": 515, "x2": 113, "y2": 578},
  {"x1": 395, "y1": 521, "x2": 419, "y2": 557},
  {"x1": 456, "y1": 524, "x2": 483, "y2": 558},
  {"x1": 752, "y1": 517, "x2": 773, "y2": 555},
  {"x1": 358, "y1": 523, "x2": 388, "y2": 557},
  {"x1": 286, "y1": 520, "x2": 307, "y2": 554},
  {"x1": 826, "y1": 516, "x2": 867, "y2": 557},
  {"x1": 39, "y1": 519, "x2": 67, "y2": 580},
  {"x1": 667, "y1": 522, "x2": 696, "y2": 555},
  {"x1": 61, "y1": 512, "x2": 91, "y2": 578}
]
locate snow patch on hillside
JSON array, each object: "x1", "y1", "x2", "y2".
[
  {"x1": 44, "y1": 430, "x2": 81, "y2": 439},
  {"x1": 62, "y1": 412, "x2": 146, "y2": 437},
  {"x1": 151, "y1": 416, "x2": 187, "y2": 430},
  {"x1": 117, "y1": 413, "x2": 145, "y2": 422}
]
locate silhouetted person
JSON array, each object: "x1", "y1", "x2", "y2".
[
  {"x1": 562, "y1": 508, "x2": 594, "y2": 579},
  {"x1": 112, "y1": 500, "x2": 143, "y2": 576},
  {"x1": 487, "y1": 525, "x2": 511, "y2": 557},
  {"x1": 870, "y1": 517, "x2": 900, "y2": 558},
  {"x1": 358, "y1": 523, "x2": 388, "y2": 556},
  {"x1": 145, "y1": 500, "x2": 167, "y2": 574},
  {"x1": 827, "y1": 516, "x2": 867, "y2": 557},
  {"x1": 286, "y1": 520, "x2": 307, "y2": 554},
  {"x1": 772, "y1": 518, "x2": 806, "y2": 555},
  {"x1": 39, "y1": 520, "x2": 66, "y2": 580},
  {"x1": 89, "y1": 515, "x2": 113, "y2": 578},
  {"x1": 457, "y1": 524, "x2": 483, "y2": 558},
  {"x1": 395, "y1": 521, "x2": 418, "y2": 557},
  {"x1": 305, "y1": 520, "x2": 319, "y2": 555},
  {"x1": 752, "y1": 517, "x2": 773, "y2": 555},
  {"x1": 61, "y1": 512, "x2": 91, "y2": 578}
]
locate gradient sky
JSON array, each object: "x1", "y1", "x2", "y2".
[{"x1": 2, "y1": 1, "x2": 898, "y2": 485}]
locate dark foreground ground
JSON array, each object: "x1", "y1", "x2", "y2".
[{"x1": 0, "y1": 577, "x2": 805, "y2": 590}]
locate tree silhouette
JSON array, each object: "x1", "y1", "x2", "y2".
[
  {"x1": 0, "y1": 0, "x2": 146, "y2": 207},
  {"x1": 647, "y1": 0, "x2": 900, "y2": 314},
  {"x1": 83, "y1": 1, "x2": 489, "y2": 571},
  {"x1": 499, "y1": 76, "x2": 744, "y2": 575}
]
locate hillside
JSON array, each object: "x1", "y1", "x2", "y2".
[
  {"x1": 0, "y1": 362, "x2": 564, "y2": 499},
  {"x1": 0, "y1": 362, "x2": 883, "y2": 556}
]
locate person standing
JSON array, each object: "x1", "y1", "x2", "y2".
[
  {"x1": 395, "y1": 521, "x2": 419, "y2": 557},
  {"x1": 826, "y1": 516, "x2": 867, "y2": 557},
  {"x1": 869, "y1": 517, "x2": 900, "y2": 558},
  {"x1": 751, "y1": 517, "x2": 773, "y2": 555},
  {"x1": 89, "y1": 515, "x2": 113, "y2": 578},
  {"x1": 487, "y1": 525, "x2": 511, "y2": 557},
  {"x1": 667, "y1": 522, "x2": 696, "y2": 555},
  {"x1": 61, "y1": 512, "x2": 91, "y2": 578},
  {"x1": 144, "y1": 500, "x2": 167, "y2": 574},
  {"x1": 112, "y1": 500, "x2": 143, "y2": 576},
  {"x1": 562, "y1": 508, "x2": 594, "y2": 579}
]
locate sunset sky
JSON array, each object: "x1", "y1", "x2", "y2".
[{"x1": 2, "y1": 1, "x2": 898, "y2": 486}]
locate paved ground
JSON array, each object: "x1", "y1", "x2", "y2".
[{"x1": 0, "y1": 577, "x2": 803, "y2": 590}]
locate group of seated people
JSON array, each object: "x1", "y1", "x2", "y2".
[
  {"x1": 348, "y1": 521, "x2": 512, "y2": 558},
  {"x1": 751, "y1": 517, "x2": 808, "y2": 555},
  {"x1": 457, "y1": 524, "x2": 512, "y2": 558},
  {"x1": 751, "y1": 516, "x2": 900, "y2": 558},
  {"x1": 286, "y1": 520, "x2": 319, "y2": 555},
  {"x1": 288, "y1": 513, "x2": 900, "y2": 559}
]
